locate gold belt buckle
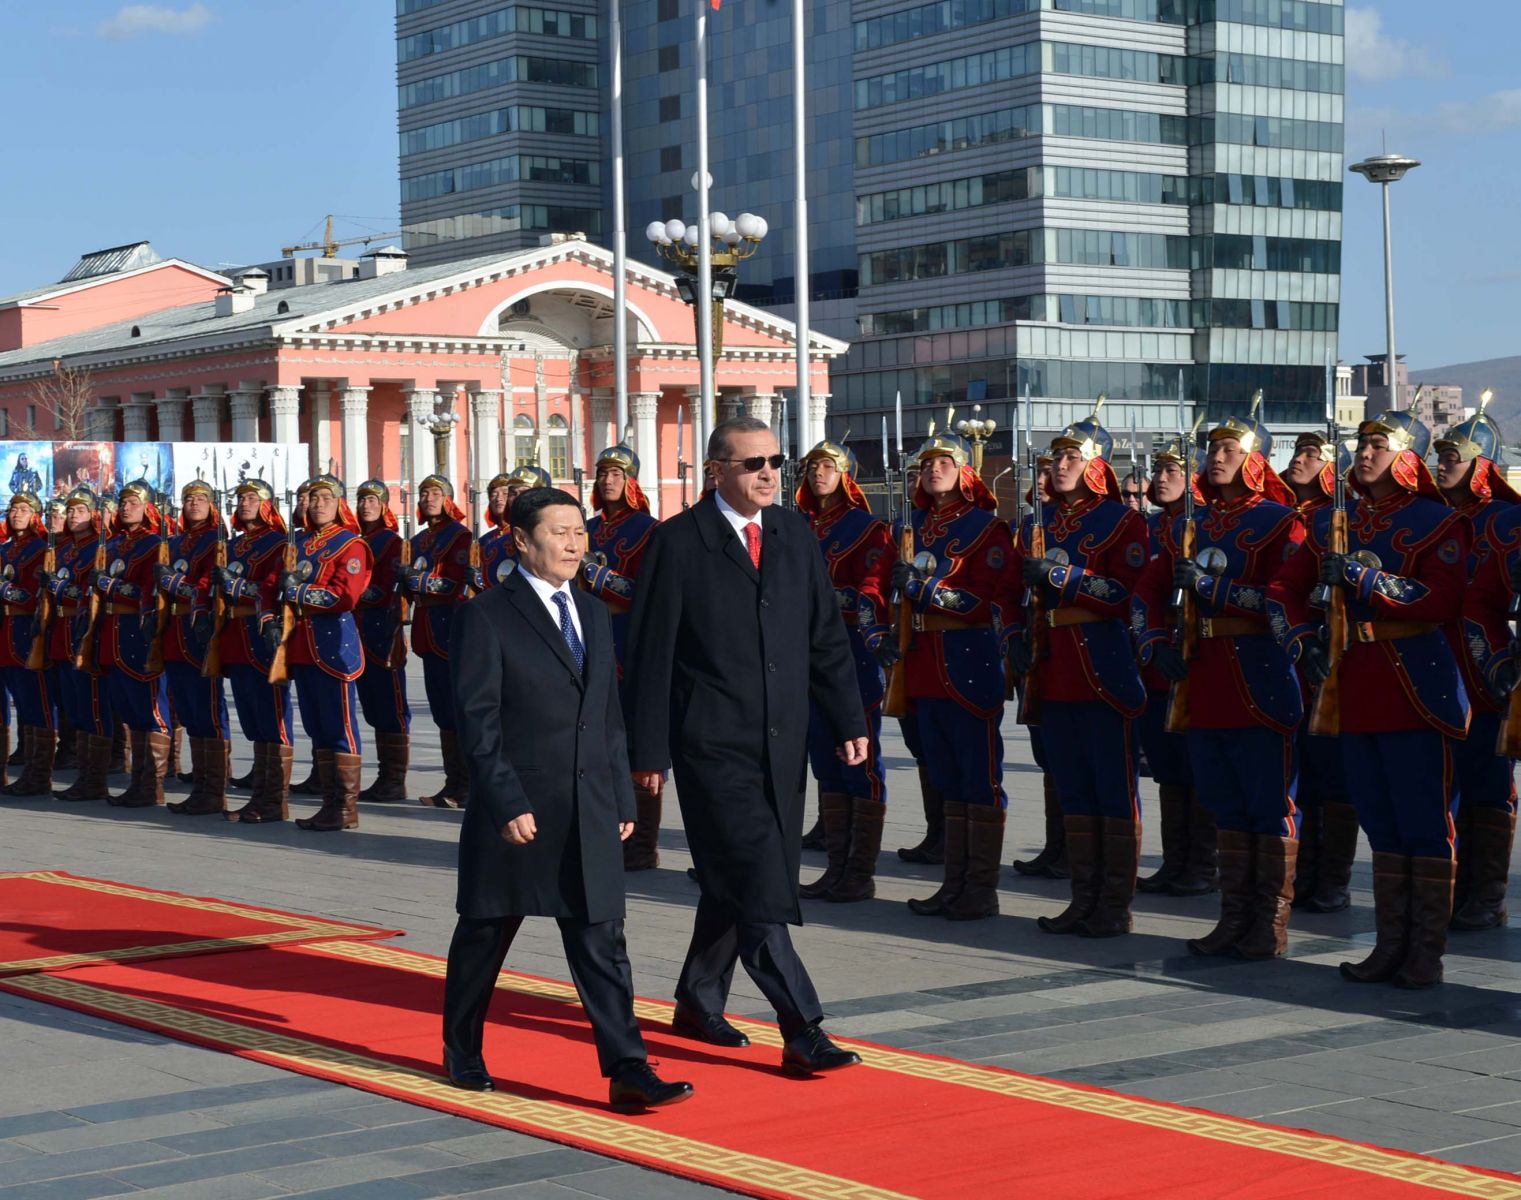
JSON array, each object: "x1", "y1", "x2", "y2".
[
  {"x1": 1198, "y1": 617, "x2": 1214, "y2": 638},
  {"x1": 1353, "y1": 621, "x2": 1375, "y2": 643},
  {"x1": 911, "y1": 613, "x2": 923, "y2": 632}
]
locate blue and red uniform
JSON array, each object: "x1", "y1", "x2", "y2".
[
  {"x1": 94, "y1": 521, "x2": 170, "y2": 736},
  {"x1": 583, "y1": 505, "x2": 658, "y2": 677},
  {"x1": 48, "y1": 517, "x2": 110, "y2": 739},
  {"x1": 157, "y1": 510, "x2": 229, "y2": 742},
  {"x1": 0, "y1": 522, "x2": 54, "y2": 733},
  {"x1": 284, "y1": 521, "x2": 371, "y2": 756},
  {"x1": 356, "y1": 518, "x2": 411, "y2": 736},
  {"x1": 218, "y1": 518, "x2": 293, "y2": 749},
  {"x1": 477, "y1": 521, "x2": 517, "y2": 590}
]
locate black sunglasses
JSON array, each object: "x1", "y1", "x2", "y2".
[{"x1": 719, "y1": 454, "x2": 786, "y2": 472}]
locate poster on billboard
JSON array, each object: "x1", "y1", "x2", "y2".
[
  {"x1": 113, "y1": 442, "x2": 175, "y2": 508},
  {"x1": 0, "y1": 441, "x2": 53, "y2": 500},
  {"x1": 51, "y1": 441, "x2": 115, "y2": 501},
  {"x1": 171, "y1": 442, "x2": 307, "y2": 506}
]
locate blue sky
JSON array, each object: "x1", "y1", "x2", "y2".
[{"x1": 0, "y1": 1, "x2": 1515, "y2": 372}]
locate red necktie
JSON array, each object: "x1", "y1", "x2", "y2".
[{"x1": 744, "y1": 522, "x2": 762, "y2": 569}]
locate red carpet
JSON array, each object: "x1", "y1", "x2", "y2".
[
  {"x1": 0, "y1": 870, "x2": 399, "y2": 977},
  {"x1": 3, "y1": 933, "x2": 1516, "y2": 1200}
]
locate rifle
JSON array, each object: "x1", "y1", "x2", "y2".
[
  {"x1": 882, "y1": 523, "x2": 914, "y2": 719},
  {"x1": 266, "y1": 522, "x2": 299, "y2": 685},
  {"x1": 73, "y1": 538, "x2": 108, "y2": 670},
  {"x1": 387, "y1": 535, "x2": 412, "y2": 670},
  {"x1": 202, "y1": 500, "x2": 227, "y2": 679},
  {"x1": 25, "y1": 528, "x2": 56, "y2": 670},
  {"x1": 1017, "y1": 384, "x2": 1046, "y2": 723},
  {"x1": 144, "y1": 538, "x2": 170, "y2": 674},
  {"x1": 1308, "y1": 357, "x2": 1347, "y2": 736},
  {"x1": 466, "y1": 532, "x2": 482, "y2": 596},
  {"x1": 1164, "y1": 373, "x2": 1198, "y2": 734}
]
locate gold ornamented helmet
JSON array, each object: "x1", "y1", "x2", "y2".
[
  {"x1": 1209, "y1": 391, "x2": 1271, "y2": 457},
  {"x1": 235, "y1": 478, "x2": 275, "y2": 502},
  {"x1": 181, "y1": 479, "x2": 216, "y2": 502},
  {"x1": 117, "y1": 479, "x2": 155, "y2": 506},
  {"x1": 356, "y1": 478, "x2": 390, "y2": 503},
  {"x1": 915, "y1": 408, "x2": 971, "y2": 469},
  {"x1": 1434, "y1": 392, "x2": 1501, "y2": 464},
  {"x1": 1051, "y1": 395, "x2": 1113, "y2": 462},
  {"x1": 801, "y1": 434, "x2": 857, "y2": 478},
  {"x1": 418, "y1": 473, "x2": 455, "y2": 499},
  {"x1": 486, "y1": 472, "x2": 514, "y2": 494},
  {"x1": 7, "y1": 490, "x2": 41, "y2": 512},
  {"x1": 505, "y1": 464, "x2": 551, "y2": 489},
  {"x1": 304, "y1": 473, "x2": 344, "y2": 498},
  {"x1": 1358, "y1": 409, "x2": 1430, "y2": 457},
  {"x1": 595, "y1": 443, "x2": 641, "y2": 477},
  {"x1": 64, "y1": 485, "x2": 98, "y2": 511}
]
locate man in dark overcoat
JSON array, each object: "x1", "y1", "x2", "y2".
[
  {"x1": 625, "y1": 416, "x2": 869, "y2": 1075},
  {"x1": 443, "y1": 487, "x2": 692, "y2": 1110}
]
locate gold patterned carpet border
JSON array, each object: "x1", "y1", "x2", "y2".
[{"x1": 313, "y1": 939, "x2": 1521, "y2": 1200}]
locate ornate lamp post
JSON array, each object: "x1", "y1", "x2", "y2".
[
  {"x1": 416, "y1": 408, "x2": 460, "y2": 476},
  {"x1": 956, "y1": 404, "x2": 998, "y2": 479},
  {"x1": 1350, "y1": 153, "x2": 1420, "y2": 411}
]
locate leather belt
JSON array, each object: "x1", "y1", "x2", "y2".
[
  {"x1": 1352, "y1": 620, "x2": 1439, "y2": 643},
  {"x1": 228, "y1": 604, "x2": 258, "y2": 618},
  {"x1": 106, "y1": 604, "x2": 144, "y2": 616},
  {"x1": 170, "y1": 603, "x2": 194, "y2": 616},
  {"x1": 3, "y1": 605, "x2": 34, "y2": 617},
  {"x1": 1198, "y1": 617, "x2": 1270, "y2": 638},
  {"x1": 918, "y1": 613, "x2": 993, "y2": 634},
  {"x1": 58, "y1": 605, "x2": 81, "y2": 618},
  {"x1": 1046, "y1": 609, "x2": 1107, "y2": 628}
]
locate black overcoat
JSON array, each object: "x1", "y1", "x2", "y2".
[
  {"x1": 449, "y1": 572, "x2": 636, "y2": 924},
  {"x1": 624, "y1": 496, "x2": 866, "y2": 924}
]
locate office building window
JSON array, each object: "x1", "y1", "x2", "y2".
[
  {"x1": 658, "y1": 0, "x2": 679, "y2": 19},
  {"x1": 659, "y1": 94, "x2": 681, "y2": 122},
  {"x1": 658, "y1": 44, "x2": 680, "y2": 71},
  {"x1": 660, "y1": 145, "x2": 684, "y2": 172}
]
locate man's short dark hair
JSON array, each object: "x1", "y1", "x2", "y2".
[
  {"x1": 707, "y1": 415, "x2": 773, "y2": 463},
  {"x1": 510, "y1": 486, "x2": 584, "y2": 535}
]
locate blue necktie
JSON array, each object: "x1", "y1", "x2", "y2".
[{"x1": 552, "y1": 592, "x2": 584, "y2": 673}]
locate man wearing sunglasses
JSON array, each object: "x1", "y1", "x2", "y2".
[{"x1": 626, "y1": 416, "x2": 868, "y2": 1077}]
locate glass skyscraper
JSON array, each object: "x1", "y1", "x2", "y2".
[{"x1": 397, "y1": 0, "x2": 1345, "y2": 459}]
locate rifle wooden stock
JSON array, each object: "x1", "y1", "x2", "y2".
[
  {"x1": 73, "y1": 541, "x2": 108, "y2": 670},
  {"x1": 387, "y1": 536, "x2": 412, "y2": 670},
  {"x1": 1307, "y1": 506, "x2": 1349, "y2": 737},
  {"x1": 25, "y1": 538, "x2": 55, "y2": 670},
  {"x1": 202, "y1": 525, "x2": 227, "y2": 679},
  {"x1": 144, "y1": 540, "x2": 170, "y2": 675},
  {"x1": 1018, "y1": 522, "x2": 1047, "y2": 725},
  {"x1": 466, "y1": 536, "x2": 482, "y2": 597},
  {"x1": 1164, "y1": 516, "x2": 1198, "y2": 734},
  {"x1": 266, "y1": 538, "x2": 298, "y2": 685},
  {"x1": 882, "y1": 527, "x2": 914, "y2": 719}
]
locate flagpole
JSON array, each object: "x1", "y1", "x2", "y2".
[
  {"x1": 695, "y1": 3, "x2": 715, "y2": 462},
  {"x1": 610, "y1": 0, "x2": 629, "y2": 445},
  {"x1": 791, "y1": 0, "x2": 810, "y2": 456}
]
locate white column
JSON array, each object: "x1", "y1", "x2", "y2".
[
  {"x1": 89, "y1": 400, "x2": 119, "y2": 441},
  {"x1": 404, "y1": 387, "x2": 437, "y2": 503},
  {"x1": 632, "y1": 391, "x2": 661, "y2": 519},
  {"x1": 746, "y1": 391, "x2": 775, "y2": 427},
  {"x1": 470, "y1": 389, "x2": 503, "y2": 514},
  {"x1": 122, "y1": 393, "x2": 154, "y2": 442},
  {"x1": 193, "y1": 384, "x2": 226, "y2": 442},
  {"x1": 156, "y1": 390, "x2": 188, "y2": 441},
  {"x1": 590, "y1": 389, "x2": 614, "y2": 450},
  {"x1": 228, "y1": 382, "x2": 262, "y2": 442},
  {"x1": 339, "y1": 386, "x2": 371, "y2": 499},
  {"x1": 307, "y1": 382, "x2": 333, "y2": 476},
  {"x1": 808, "y1": 390, "x2": 830, "y2": 449},
  {"x1": 684, "y1": 387, "x2": 704, "y2": 459},
  {"x1": 268, "y1": 386, "x2": 301, "y2": 446}
]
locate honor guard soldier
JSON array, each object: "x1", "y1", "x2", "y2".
[
  {"x1": 1281, "y1": 433, "x2": 1360, "y2": 913},
  {"x1": 582, "y1": 445, "x2": 662, "y2": 869},
  {"x1": 353, "y1": 480, "x2": 412, "y2": 804},
  {"x1": 94, "y1": 481, "x2": 173, "y2": 808},
  {"x1": 1437, "y1": 405, "x2": 1519, "y2": 931},
  {"x1": 1009, "y1": 408, "x2": 1148, "y2": 938},
  {"x1": 287, "y1": 478, "x2": 320, "y2": 796},
  {"x1": 895, "y1": 429, "x2": 1016, "y2": 922},
  {"x1": 217, "y1": 480, "x2": 296, "y2": 823},
  {"x1": 478, "y1": 465, "x2": 549, "y2": 590},
  {"x1": 1132, "y1": 436, "x2": 1216, "y2": 898},
  {"x1": 1135, "y1": 407, "x2": 1305, "y2": 959},
  {"x1": 0, "y1": 488, "x2": 58, "y2": 797},
  {"x1": 407, "y1": 474, "x2": 474, "y2": 808},
  {"x1": 1269, "y1": 410, "x2": 1470, "y2": 989},
  {"x1": 43, "y1": 499, "x2": 76, "y2": 772},
  {"x1": 50, "y1": 487, "x2": 114, "y2": 802},
  {"x1": 156, "y1": 480, "x2": 231, "y2": 816},
  {"x1": 795, "y1": 438, "x2": 894, "y2": 903},
  {"x1": 278, "y1": 475, "x2": 373, "y2": 832}
]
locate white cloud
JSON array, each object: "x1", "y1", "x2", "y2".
[
  {"x1": 97, "y1": 3, "x2": 211, "y2": 40},
  {"x1": 1349, "y1": 89, "x2": 1521, "y2": 141},
  {"x1": 1344, "y1": 7, "x2": 1447, "y2": 83}
]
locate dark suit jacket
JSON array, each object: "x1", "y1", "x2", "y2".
[
  {"x1": 449, "y1": 571, "x2": 635, "y2": 924},
  {"x1": 624, "y1": 495, "x2": 865, "y2": 924}
]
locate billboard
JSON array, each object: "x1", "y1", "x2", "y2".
[
  {"x1": 171, "y1": 442, "x2": 305, "y2": 504},
  {"x1": 0, "y1": 441, "x2": 53, "y2": 499},
  {"x1": 0, "y1": 442, "x2": 308, "y2": 511},
  {"x1": 51, "y1": 441, "x2": 115, "y2": 500}
]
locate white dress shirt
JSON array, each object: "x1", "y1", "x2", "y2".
[
  {"x1": 518, "y1": 566, "x2": 583, "y2": 643},
  {"x1": 713, "y1": 491, "x2": 764, "y2": 548}
]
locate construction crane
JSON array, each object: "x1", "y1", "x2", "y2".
[{"x1": 281, "y1": 215, "x2": 401, "y2": 259}]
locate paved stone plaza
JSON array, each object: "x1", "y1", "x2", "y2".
[{"x1": 3, "y1": 663, "x2": 1521, "y2": 1197}]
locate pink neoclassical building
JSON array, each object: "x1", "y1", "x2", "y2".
[{"x1": 0, "y1": 238, "x2": 843, "y2": 519}]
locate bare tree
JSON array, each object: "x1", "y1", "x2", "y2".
[{"x1": 20, "y1": 361, "x2": 96, "y2": 440}]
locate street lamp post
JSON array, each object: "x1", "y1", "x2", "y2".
[
  {"x1": 416, "y1": 408, "x2": 460, "y2": 477},
  {"x1": 955, "y1": 404, "x2": 997, "y2": 479},
  {"x1": 1350, "y1": 153, "x2": 1420, "y2": 411},
  {"x1": 645, "y1": 207, "x2": 768, "y2": 450}
]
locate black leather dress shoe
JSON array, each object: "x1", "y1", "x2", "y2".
[
  {"x1": 671, "y1": 1004, "x2": 750, "y2": 1048},
  {"x1": 782, "y1": 1024, "x2": 862, "y2": 1076},
  {"x1": 443, "y1": 1047, "x2": 494, "y2": 1091},
  {"x1": 609, "y1": 1060, "x2": 695, "y2": 1110}
]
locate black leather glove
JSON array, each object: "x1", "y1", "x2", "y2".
[
  {"x1": 1021, "y1": 556, "x2": 1062, "y2": 588},
  {"x1": 1006, "y1": 636, "x2": 1033, "y2": 677},
  {"x1": 872, "y1": 638, "x2": 902, "y2": 669},
  {"x1": 154, "y1": 562, "x2": 173, "y2": 583},
  {"x1": 1300, "y1": 641, "x2": 1332, "y2": 686},
  {"x1": 890, "y1": 560, "x2": 918, "y2": 594},
  {"x1": 1318, "y1": 552, "x2": 1349, "y2": 588},
  {"x1": 191, "y1": 612, "x2": 213, "y2": 647},
  {"x1": 1490, "y1": 659, "x2": 1521, "y2": 704},
  {"x1": 1152, "y1": 643, "x2": 1190, "y2": 683},
  {"x1": 139, "y1": 611, "x2": 157, "y2": 643},
  {"x1": 278, "y1": 569, "x2": 302, "y2": 595},
  {"x1": 212, "y1": 566, "x2": 236, "y2": 593},
  {"x1": 1172, "y1": 558, "x2": 1208, "y2": 594},
  {"x1": 261, "y1": 618, "x2": 283, "y2": 657},
  {"x1": 38, "y1": 569, "x2": 58, "y2": 589}
]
